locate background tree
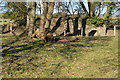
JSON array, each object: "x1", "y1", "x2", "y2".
[
  {"x1": 103, "y1": 2, "x2": 119, "y2": 25},
  {"x1": 3, "y1": 2, "x2": 27, "y2": 26}
]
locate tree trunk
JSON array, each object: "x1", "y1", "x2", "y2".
[
  {"x1": 88, "y1": 2, "x2": 95, "y2": 17},
  {"x1": 40, "y1": 2, "x2": 54, "y2": 32},
  {"x1": 81, "y1": 17, "x2": 88, "y2": 36},
  {"x1": 38, "y1": 2, "x2": 55, "y2": 42},
  {"x1": 73, "y1": 17, "x2": 79, "y2": 35},
  {"x1": 103, "y1": 2, "x2": 114, "y2": 25},
  {"x1": 44, "y1": 2, "x2": 54, "y2": 29},
  {"x1": 26, "y1": 2, "x2": 36, "y2": 37},
  {"x1": 79, "y1": 2, "x2": 89, "y2": 15},
  {"x1": 79, "y1": 2, "x2": 95, "y2": 37}
]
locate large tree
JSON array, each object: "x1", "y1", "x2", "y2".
[{"x1": 39, "y1": 2, "x2": 55, "y2": 36}]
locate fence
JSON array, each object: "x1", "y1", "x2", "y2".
[{"x1": 0, "y1": 19, "x2": 14, "y2": 25}]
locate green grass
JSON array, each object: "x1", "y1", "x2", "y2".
[{"x1": 2, "y1": 36, "x2": 119, "y2": 78}]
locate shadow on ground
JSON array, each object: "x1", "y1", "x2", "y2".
[
  {"x1": 2, "y1": 40, "x2": 45, "y2": 57},
  {"x1": 2, "y1": 36, "x2": 112, "y2": 57}
]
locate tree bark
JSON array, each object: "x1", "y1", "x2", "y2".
[
  {"x1": 38, "y1": 2, "x2": 55, "y2": 42},
  {"x1": 79, "y1": 1, "x2": 95, "y2": 36},
  {"x1": 81, "y1": 17, "x2": 88, "y2": 36},
  {"x1": 44, "y1": 2, "x2": 55, "y2": 29},
  {"x1": 103, "y1": 2, "x2": 114, "y2": 25},
  {"x1": 88, "y1": 2, "x2": 95, "y2": 17},
  {"x1": 39, "y1": 2, "x2": 54, "y2": 31},
  {"x1": 79, "y1": 2, "x2": 89, "y2": 15},
  {"x1": 26, "y1": 2, "x2": 36, "y2": 37}
]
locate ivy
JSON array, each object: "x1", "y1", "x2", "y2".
[{"x1": 87, "y1": 17, "x2": 104, "y2": 27}]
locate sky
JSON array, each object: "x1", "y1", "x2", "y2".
[
  {"x1": 0, "y1": 0, "x2": 8, "y2": 13},
  {"x1": 0, "y1": 0, "x2": 120, "y2": 16},
  {"x1": 0, "y1": 0, "x2": 89, "y2": 14}
]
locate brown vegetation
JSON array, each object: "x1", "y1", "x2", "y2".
[
  {"x1": 32, "y1": 29, "x2": 45, "y2": 40},
  {"x1": 32, "y1": 28, "x2": 55, "y2": 42}
]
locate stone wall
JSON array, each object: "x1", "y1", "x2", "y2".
[
  {"x1": 85, "y1": 25, "x2": 106, "y2": 36},
  {"x1": 50, "y1": 18, "x2": 65, "y2": 36},
  {"x1": 96, "y1": 26, "x2": 106, "y2": 36},
  {"x1": 35, "y1": 17, "x2": 120, "y2": 37},
  {"x1": 106, "y1": 27, "x2": 120, "y2": 36}
]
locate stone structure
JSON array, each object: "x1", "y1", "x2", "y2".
[
  {"x1": 2, "y1": 16, "x2": 119, "y2": 37},
  {"x1": 106, "y1": 25, "x2": 120, "y2": 36},
  {"x1": 87, "y1": 24, "x2": 120, "y2": 37}
]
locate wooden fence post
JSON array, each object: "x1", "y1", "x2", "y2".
[{"x1": 114, "y1": 25, "x2": 116, "y2": 36}]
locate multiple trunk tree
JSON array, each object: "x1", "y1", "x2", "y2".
[
  {"x1": 40, "y1": 2, "x2": 55, "y2": 31},
  {"x1": 26, "y1": 2, "x2": 55, "y2": 42}
]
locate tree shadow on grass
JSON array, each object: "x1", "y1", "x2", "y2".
[
  {"x1": 57, "y1": 44, "x2": 81, "y2": 60},
  {"x1": 57, "y1": 40, "x2": 107, "y2": 60},
  {"x1": 2, "y1": 41, "x2": 45, "y2": 57},
  {"x1": 58, "y1": 37, "x2": 112, "y2": 60},
  {"x1": 86, "y1": 36, "x2": 112, "y2": 41},
  {"x1": 68, "y1": 44, "x2": 93, "y2": 47},
  {"x1": 2, "y1": 37, "x2": 23, "y2": 48},
  {"x1": 2, "y1": 44, "x2": 34, "y2": 57}
]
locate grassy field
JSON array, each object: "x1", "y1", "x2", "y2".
[{"x1": 2, "y1": 36, "x2": 119, "y2": 78}]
